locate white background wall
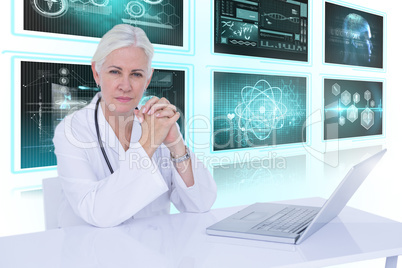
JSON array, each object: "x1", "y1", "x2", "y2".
[{"x1": 0, "y1": 1, "x2": 401, "y2": 267}]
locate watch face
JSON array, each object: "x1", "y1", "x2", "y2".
[
  {"x1": 30, "y1": 0, "x2": 69, "y2": 18},
  {"x1": 171, "y1": 146, "x2": 190, "y2": 163}
]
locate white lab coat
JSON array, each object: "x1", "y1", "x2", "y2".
[{"x1": 53, "y1": 93, "x2": 217, "y2": 228}]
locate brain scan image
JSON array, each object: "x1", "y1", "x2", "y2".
[
  {"x1": 325, "y1": 2, "x2": 383, "y2": 68},
  {"x1": 342, "y1": 13, "x2": 373, "y2": 65},
  {"x1": 213, "y1": 71, "x2": 306, "y2": 151}
]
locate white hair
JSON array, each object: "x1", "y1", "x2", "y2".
[{"x1": 91, "y1": 24, "x2": 154, "y2": 78}]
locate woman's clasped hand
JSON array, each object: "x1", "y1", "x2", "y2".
[{"x1": 135, "y1": 97, "x2": 181, "y2": 157}]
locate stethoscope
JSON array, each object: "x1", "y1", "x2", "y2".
[
  {"x1": 94, "y1": 96, "x2": 140, "y2": 175},
  {"x1": 94, "y1": 97, "x2": 115, "y2": 174}
]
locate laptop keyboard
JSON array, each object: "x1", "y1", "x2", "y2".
[{"x1": 252, "y1": 207, "x2": 318, "y2": 234}]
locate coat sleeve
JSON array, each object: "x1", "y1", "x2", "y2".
[
  {"x1": 168, "y1": 149, "x2": 217, "y2": 213},
  {"x1": 53, "y1": 119, "x2": 169, "y2": 228}
]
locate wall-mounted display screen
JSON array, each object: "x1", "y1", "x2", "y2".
[
  {"x1": 20, "y1": 61, "x2": 98, "y2": 170},
  {"x1": 324, "y1": 78, "x2": 383, "y2": 140},
  {"x1": 325, "y1": 2, "x2": 383, "y2": 68},
  {"x1": 214, "y1": 0, "x2": 308, "y2": 61},
  {"x1": 213, "y1": 71, "x2": 307, "y2": 151},
  {"x1": 18, "y1": 60, "x2": 185, "y2": 171},
  {"x1": 23, "y1": 0, "x2": 184, "y2": 47}
]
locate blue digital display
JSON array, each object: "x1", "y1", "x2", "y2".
[
  {"x1": 324, "y1": 78, "x2": 383, "y2": 140},
  {"x1": 325, "y1": 2, "x2": 383, "y2": 68},
  {"x1": 213, "y1": 71, "x2": 307, "y2": 151},
  {"x1": 214, "y1": 0, "x2": 309, "y2": 61},
  {"x1": 24, "y1": 0, "x2": 184, "y2": 46},
  {"x1": 20, "y1": 61, "x2": 185, "y2": 170}
]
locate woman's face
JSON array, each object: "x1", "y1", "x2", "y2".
[{"x1": 92, "y1": 46, "x2": 153, "y2": 117}]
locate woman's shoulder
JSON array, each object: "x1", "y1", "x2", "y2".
[
  {"x1": 53, "y1": 96, "x2": 101, "y2": 154},
  {"x1": 53, "y1": 99, "x2": 98, "y2": 144},
  {"x1": 56, "y1": 105, "x2": 95, "y2": 130}
]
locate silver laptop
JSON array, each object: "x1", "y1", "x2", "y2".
[{"x1": 206, "y1": 149, "x2": 387, "y2": 244}]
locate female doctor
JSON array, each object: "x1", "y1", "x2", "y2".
[{"x1": 53, "y1": 24, "x2": 217, "y2": 228}]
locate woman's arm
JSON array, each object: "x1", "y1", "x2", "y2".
[
  {"x1": 54, "y1": 111, "x2": 169, "y2": 228},
  {"x1": 167, "y1": 147, "x2": 217, "y2": 213},
  {"x1": 135, "y1": 97, "x2": 196, "y2": 188}
]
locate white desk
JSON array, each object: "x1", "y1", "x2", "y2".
[{"x1": 0, "y1": 198, "x2": 401, "y2": 268}]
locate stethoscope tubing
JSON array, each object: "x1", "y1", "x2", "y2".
[{"x1": 95, "y1": 97, "x2": 114, "y2": 174}]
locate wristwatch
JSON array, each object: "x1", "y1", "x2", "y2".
[{"x1": 170, "y1": 146, "x2": 190, "y2": 163}]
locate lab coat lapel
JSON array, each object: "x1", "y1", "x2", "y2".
[{"x1": 97, "y1": 103, "x2": 121, "y2": 155}]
